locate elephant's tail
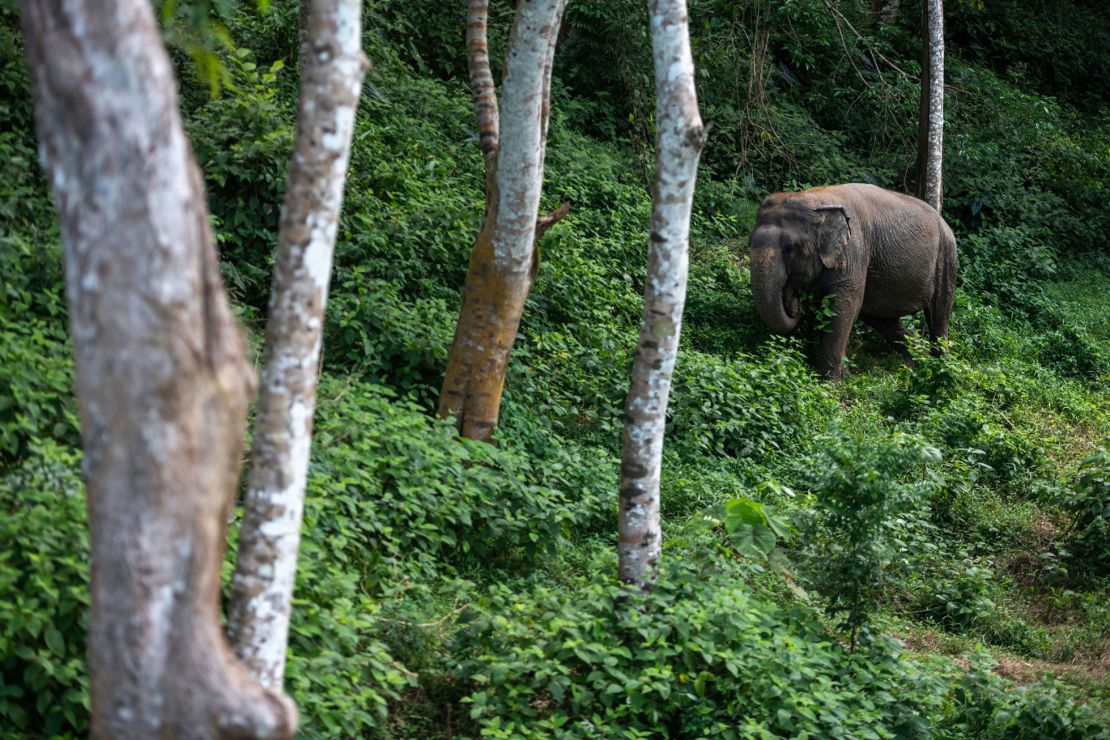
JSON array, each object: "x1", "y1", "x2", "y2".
[{"x1": 928, "y1": 223, "x2": 958, "y2": 343}]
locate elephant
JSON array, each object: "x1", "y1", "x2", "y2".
[{"x1": 748, "y1": 183, "x2": 957, "y2": 380}]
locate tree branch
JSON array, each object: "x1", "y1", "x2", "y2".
[{"x1": 534, "y1": 200, "x2": 571, "y2": 240}]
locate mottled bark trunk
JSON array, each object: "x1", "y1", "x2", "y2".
[
  {"x1": 618, "y1": 0, "x2": 706, "y2": 589},
  {"x1": 438, "y1": 0, "x2": 568, "y2": 441},
  {"x1": 467, "y1": 0, "x2": 499, "y2": 195},
  {"x1": 21, "y1": 0, "x2": 295, "y2": 735},
  {"x1": 916, "y1": 0, "x2": 944, "y2": 212},
  {"x1": 227, "y1": 0, "x2": 367, "y2": 690}
]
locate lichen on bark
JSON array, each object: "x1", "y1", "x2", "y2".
[
  {"x1": 617, "y1": 0, "x2": 706, "y2": 589},
  {"x1": 438, "y1": 0, "x2": 568, "y2": 441},
  {"x1": 21, "y1": 0, "x2": 297, "y2": 734},
  {"x1": 916, "y1": 0, "x2": 944, "y2": 212},
  {"x1": 227, "y1": 0, "x2": 369, "y2": 690}
]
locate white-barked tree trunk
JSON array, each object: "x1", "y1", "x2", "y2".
[
  {"x1": 916, "y1": 0, "x2": 944, "y2": 212},
  {"x1": 617, "y1": 0, "x2": 706, "y2": 589},
  {"x1": 227, "y1": 0, "x2": 368, "y2": 689},
  {"x1": 437, "y1": 0, "x2": 569, "y2": 441},
  {"x1": 21, "y1": 0, "x2": 296, "y2": 734}
]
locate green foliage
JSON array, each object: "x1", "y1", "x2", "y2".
[
  {"x1": 557, "y1": 0, "x2": 651, "y2": 151},
  {"x1": 720, "y1": 495, "x2": 792, "y2": 560},
  {"x1": 1057, "y1": 448, "x2": 1110, "y2": 574},
  {"x1": 798, "y1": 427, "x2": 939, "y2": 647},
  {"x1": 187, "y1": 47, "x2": 293, "y2": 310},
  {"x1": 960, "y1": 225, "x2": 1056, "y2": 312},
  {"x1": 942, "y1": 657, "x2": 1110, "y2": 739},
  {"x1": 668, "y1": 340, "x2": 836, "y2": 459},
  {"x1": 918, "y1": 562, "x2": 1000, "y2": 633},
  {"x1": 947, "y1": 0, "x2": 1110, "y2": 112},
  {"x1": 0, "y1": 312, "x2": 77, "y2": 465},
  {"x1": 306, "y1": 378, "x2": 612, "y2": 578},
  {"x1": 0, "y1": 234, "x2": 76, "y2": 467},
  {"x1": 325, "y1": 276, "x2": 455, "y2": 405},
  {"x1": 881, "y1": 340, "x2": 1061, "y2": 496},
  {"x1": 277, "y1": 378, "x2": 619, "y2": 734},
  {"x1": 452, "y1": 558, "x2": 944, "y2": 739},
  {"x1": 0, "y1": 442, "x2": 89, "y2": 736}
]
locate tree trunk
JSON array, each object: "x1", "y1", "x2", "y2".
[
  {"x1": 916, "y1": 0, "x2": 944, "y2": 212},
  {"x1": 618, "y1": 0, "x2": 706, "y2": 589},
  {"x1": 21, "y1": 0, "x2": 295, "y2": 735},
  {"x1": 438, "y1": 0, "x2": 568, "y2": 442},
  {"x1": 227, "y1": 0, "x2": 367, "y2": 690}
]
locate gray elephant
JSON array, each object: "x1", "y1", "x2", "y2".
[{"x1": 748, "y1": 183, "x2": 957, "y2": 379}]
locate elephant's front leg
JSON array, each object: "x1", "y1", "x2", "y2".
[{"x1": 816, "y1": 290, "x2": 864, "y2": 381}]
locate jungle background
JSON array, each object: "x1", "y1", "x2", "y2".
[{"x1": 1, "y1": 0, "x2": 1108, "y2": 736}]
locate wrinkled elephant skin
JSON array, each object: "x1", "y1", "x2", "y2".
[{"x1": 748, "y1": 183, "x2": 958, "y2": 380}]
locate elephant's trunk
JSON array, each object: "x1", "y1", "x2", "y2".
[{"x1": 750, "y1": 248, "x2": 799, "y2": 334}]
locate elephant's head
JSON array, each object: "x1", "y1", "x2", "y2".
[{"x1": 748, "y1": 193, "x2": 852, "y2": 334}]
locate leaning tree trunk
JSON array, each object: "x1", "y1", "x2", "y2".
[
  {"x1": 916, "y1": 0, "x2": 944, "y2": 212},
  {"x1": 227, "y1": 0, "x2": 367, "y2": 690},
  {"x1": 618, "y1": 0, "x2": 706, "y2": 589},
  {"x1": 20, "y1": 0, "x2": 295, "y2": 736},
  {"x1": 437, "y1": 0, "x2": 568, "y2": 441}
]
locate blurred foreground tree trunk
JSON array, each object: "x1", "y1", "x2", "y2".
[
  {"x1": 618, "y1": 0, "x2": 706, "y2": 589},
  {"x1": 21, "y1": 0, "x2": 296, "y2": 735},
  {"x1": 227, "y1": 0, "x2": 367, "y2": 690},
  {"x1": 438, "y1": 0, "x2": 569, "y2": 441},
  {"x1": 916, "y1": 0, "x2": 944, "y2": 212}
]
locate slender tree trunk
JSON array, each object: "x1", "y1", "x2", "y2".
[
  {"x1": 227, "y1": 0, "x2": 367, "y2": 690},
  {"x1": 916, "y1": 0, "x2": 944, "y2": 212},
  {"x1": 618, "y1": 0, "x2": 706, "y2": 589},
  {"x1": 438, "y1": 0, "x2": 568, "y2": 442},
  {"x1": 21, "y1": 0, "x2": 295, "y2": 735}
]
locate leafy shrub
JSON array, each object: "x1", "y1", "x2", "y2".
[
  {"x1": 797, "y1": 427, "x2": 939, "y2": 646},
  {"x1": 919, "y1": 399, "x2": 1052, "y2": 495},
  {"x1": 276, "y1": 378, "x2": 620, "y2": 734},
  {"x1": 1056, "y1": 448, "x2": 1110, "y2": 575},
  {"x1": 941, "y1": 221, "x2": 1108, "y2": 382},
  {"x1": 947, "y1": 0, "x2": 1110, "y2": 113},
  {"x1": 0, "y1": 442, "x2": 88, "y2": 736},
  {"x1": 273, "y1": 510, "x2": 415, "y2": 736},
  {"x1": 916, "y1": 563, "x2": 1000, "y2": 633},
  {"x1": 1036, "y1": 324, "x2": 1110, "y2": 381},
  {"x1": 307, "y1": 377, "x2": 611, "y2": 577},
  {"x1": 556, "y1": 0, "x2": 651, "y2": 148},
  {"x1": 452, "y1": 557, "x2": 942, "y2": 738},
  {"x1": 0, "y1": 312, "x2": 78, "y2": 466},
  {"x1": 942, "y1": 656, "x2": 1110, "y2": 739},
  {"x1": 668, "y1": 340, "x2": 835, "y2": 459},
  {"x1": 928, "y1": 480, "x2": 1041, "y2": 547},
  {"x1": 887, "y1": 343, "x2": 1056, "y2": 495},
  {"x1": 187, "y1": 47, "x2": 294, "y2": 310},
  {"x1": 324, "y1": 275, "x2": 456, "y2": 406}
]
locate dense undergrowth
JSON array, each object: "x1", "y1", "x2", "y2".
[{"x1": 1, "y1": 0, "x2": 1108, "y2": 736}]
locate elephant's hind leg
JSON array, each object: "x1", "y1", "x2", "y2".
[{"x1": 860, "y1": 314, "x2": 915, "y2": 365}]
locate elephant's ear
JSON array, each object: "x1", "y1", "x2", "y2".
[{"x1": 815, "y1": 205, "x2": 852, "y2": 270}]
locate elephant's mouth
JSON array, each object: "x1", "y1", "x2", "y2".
[{"x1": 783, "y1": 284, "x2": 799, "y2": 319}]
